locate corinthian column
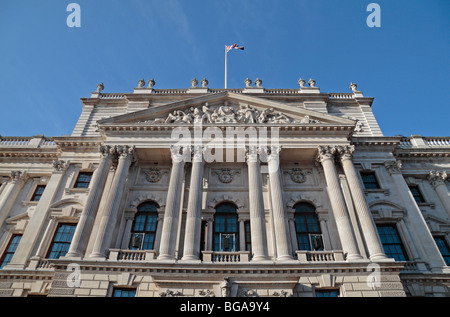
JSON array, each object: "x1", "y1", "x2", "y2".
[
  {"x1": 65, "y1": 145, "x2": 115, "y2": 258},
  {"x1": 316, "y1": 146, "x2": 362, "y2": 261},
  {"x1": 337, "y1": 145, "x2": 388, "y2": 261},
  {"x1": 158, "y1": 146, "x2": 185, "y2": 260},
  {"x1": 182, "y1": 146, "x2": 204, "y2": 261},
  {"x1": 89, "y1": 145, "x2": 135, "y2": 259},
  {"x1": 0, "y1": 171, "x2": 28, "y2": 231},
  {"x1": 265, "y1": 146, "x2": 293, "y2": 261},
  {"x1": 246, "y1": 145, "x2": 269, "y2": 261},
  {"x1": 427, "y1": 170, "x2": 450, "y2": 217}
]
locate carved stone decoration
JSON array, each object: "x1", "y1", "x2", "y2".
[
  {"x1": 238, "y1": 289, "x2": 258, "y2": 297},
  {"x1": 159, "y1": 289, "x2": 182, "y2": 297},
  {"x1": 350, "y1": 82, "x2": 358, "y2": 92},
  {"x1": 428, "y1": 170, "x2": 448, "y2": 188},
  {"x1": 198, "y1": 290, "x2": 215, "y2": 297},
  {"x1": 145, "y1": 102, "x2": 323, "y2": 125},
  {"x1": 144, "y1": 168, "x2": 162, "y2": 183},
  {"x1": 286, "y1": 168, "x2": 307, "y2": 183},
  {"x1": 137, "y1": 78, "x2": 145, "y2": 88},
  {"x1": 215, "y1": 168, "x2": 240, "y2": 183},
  {"x1": 244, "y1": 78, "x2": 252, "y2": 88},
  {"x1": 190, "y1": 78, "x2": 198, "y2": 88},
  {"x1": 148, "y1": 78, "x2": 155, "y2": 88},
  {"x1": 272, "y1": 290, "x2": 292, "y2": 297},
  {"x1": 219, "y1": 278, "x2": 231, "y2": 297},
  {"x1": 308, "y1": 78, "x2": 316, "y2": 87},
  {"x1": 297, "y1": 78, "x2": 306, "y2": 88},
  {"x1": 336, "y1": 145, "x2": 355, "y2": 161},
  {"x1": 255, "y1": 78, "x2": 262, "y2": 87},
  {"x1": 52, "y1": 160, "x2": 68, "y2": 172},
  {"x1": 384, "y1": 160, "x2": 402, "y2": 175},
  {"x1": 96, "y1": 83, "x2": 104, "y2": 93},
  {"x1": 201, "y1": 78, "x2": 208, "y2": 88}
]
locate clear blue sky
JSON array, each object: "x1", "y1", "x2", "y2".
[{"x1": 0, "y1": 0, "x2": 449, "y2": 137}]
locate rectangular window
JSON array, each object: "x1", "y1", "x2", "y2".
[
  {"x1": 360, "y1": 171, "x2": 380, "y2": 189},
  {"x1": 74, "y1": 172, "x2": 93, "y2": 188},
  {"x1": 112, "y1": 288, "x2": 136, "y2": 297},
  {"x1": 46, "y1": 224, "x2": 76, "y2": 259},
  {"x1": 244, "y1": 221, "x2": 251, "y2": 252},
  {"x1": 377, "y1": 225, "x2": 408, "y2": 261},
  {"x1": 316, "y1": 289, "x2": 339, "y2": 297},
  {"x1": 434, "y1": 237, "x2": 450, "y2": 266},
  {"x1": 409, "y1": 185, "x2": 425, "y2": 203},
  {"x1": 0, "y1": 234, "x2": 22, "y2": 269},
  {"x1": 31, "y1": 185, "x2": 46, "y2": 202}
]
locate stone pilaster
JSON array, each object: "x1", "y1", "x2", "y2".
[
  {"x1": 316, "y1": 146, "x2": 362, "y2": 261},
  {"x1": 245, "y1": 145, "x2": 269, "y2": 261},
  {"x1": 182, "y1": 146, "x2": 204, "y2": 261},
  {"x1": 65, "y1": 145, "x2": 115, "y2": 258},
  {"x1": 0, "y1": 171, "x2": 28, "y2": 231},
  {"x1": 89, "y1": 145, "x2": 135, "y2": 259},
  {"x1": 427, "y1": 170, "x2": 450, "y2": 217},
  {"x1": 385, "y1": 160, "x2": 449, "y2": 272},
  {"x1": 265, "y1": 146, "x2": 293, "y2": 261},
  {"x1": 337, "y1": 145, "x2": 389, "y2": 261},
  {"x1": 158, "y1": 145, "x2": 186, "y2": 260},
  {"x1": 6, "y1": 161, "x2": 68, "y2": 269}
]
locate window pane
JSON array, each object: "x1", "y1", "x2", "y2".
[
  {"x1": 409, "y1": 186, "x2": 425, "y2": 203},
  {"x1": 434, "y1": 237, "x2": 450, "y2": 266},
  {"x1": 74, "y1": 172, "x2": 93, "y2": 188},
  {"x1": 31, "y1": 185, "x2": 46, "y2": 202},
  {"x1": 0, "y1": 235, "x2": 22, "y2": 269},
  {"x1": 47, "y1": 224, "x2": 76, "y2": 259},
  {"x1": 377, "y1": 225, "x2": 407, "y2": 261},
  {"x1": 361, "y1": 172, "x2": 380, "y2": 189},
  {"x1": 294, "y1": 203, "x2": 321, "y2": 250},
  {"x1": 130, "y1": 202, "x2": 159, "y2": 250},
  {"x1": 113, "y1": 288, "x2": 136, "y2": 297}
]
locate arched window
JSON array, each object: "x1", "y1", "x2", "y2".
[
  {"x1": 293, "y1": 202, "x2": 322, "y2": 251},
  {"x1": 213, "y1": 202, "x2": 239, "y2": 252},
  {"x1": 129, "y1": 201, "x2": 159, "y2": 250}
]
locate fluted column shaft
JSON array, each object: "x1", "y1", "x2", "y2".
[
  {"x1": 428, "y1": 171, "x2": 450, "y2": 217},
  {"x1": 246, "y1": 146, "x2": 269, "y2": 261},
  {"x1": 89, "y1": 145, "x2": 134, "y2": 259},
  {"x1": 182, "y1": 146, "x2": 204, "y2": 261},
  {"x1": 338, "y1": 146, "x2": 388, "y2": 261},
  {"x1": 66, "y1": 145, "x2": 114, "y2": 258},
  {"x1": 158, "y1": 146, "x2": 185, "y2": 260},
  {"x1": 317, "y1": 146, "x2": 362, "y2": 261},
  {"x1": 266, "y1": 146, "x2": 293, "y2": 261}
]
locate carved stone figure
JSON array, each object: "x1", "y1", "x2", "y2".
[
  {"x1": 201, "y1": 78, "x2": 208, "y2": 88},
  {"x1": 308, "y1": 78, "x2": 316, "y2": 87},
  {"x1": 96, "y1": 83, "x2": 104, "y2": 93},
  {"x1": 298, "y1": 78, "x2": 306, "y2": 88},
  {"x1": 137, "y1": 79, "x2": 145, "y2": 88},
  {"x1": 191, "y1": 78, "x2": 198, "y2": 88},
  {"x1": 148, "y1": 78, "x2": 155, "y2": 88},
  {"x1": 244, "y1": 78, "x2": 252, "y2": 88},
  {"x1": 350, "y1": 82, "x2": 358, "y2": 92},
  {"x1": 255, "y1": 78, "x2": 262, "y2": 87}
]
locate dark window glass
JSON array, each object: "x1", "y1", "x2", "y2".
[
  {"x1": 112, "y1": 288, "x2": 136, "y2": 297},
  {"x1": 409, "y1": 185, "x2": 425, "y2": 203},
  {"x1": 360, "y1": 171, "x2": 380, "y2": 189},
  {"x1": 74, "y1": 172, "x2": 93, "y2": 188},
  {"x1": 294, "y1": 202, "x2": 322, "y2": 251},
  {"x1": 214, "y1": 203, "x2": 238, "y2": 252},
  {"x1": 31, "y1": 185, "x2": 46, "y2": 202},
  {"x1": 316, "y1": 289, "x2": 339, "y2": 297},
  {"x1": 130, "y1": 202, "x2": 159, "y2": 250},
  {"x1": 47, "y1": 224, "x2": 76, "y2": 259},
  {"x1": 434, "y1": 237, "x2": 450, "y2": 266},
  {"x1": 377, "y1": 225, "x2": 407, "y2": 261},
  {"x1": 0, "y1": 235, "x2": 22, "y2": 269},
  {"x1": 244, "y1": 221, "x2": 251, "y2": 252}
]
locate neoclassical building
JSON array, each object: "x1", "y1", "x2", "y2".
[{"x1": 0, "y1": 77, "x2": 449, "y2": 297}]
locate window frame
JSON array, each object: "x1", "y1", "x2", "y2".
[
  {"x1": 0, "y1": 234, "x2": 22, "y2": 269},
  {"x1": 73, "y1": 171, "x2": 93, "y2": 189},
  {"x1": 434, "y1": 236, "x2": 450, "y2": 266},
  {"x1": 293, "y1": 202, "x2": 322, "y2": 251},
  {"x1": 129, "y1": 201, "x2": 159, "y2": 250},
  {"x1": 315, "y1": 288, "x2": 340, "y2": 297},
  {"x1": 46, "y1": 223, "x2": 77, "y2": 259},
  {"x1": 408, "y1": 185, "x2": 426, "y2": 204},
  {"x1": 30, "y1": 184, "x2": 46, "y2": 202},
  {"x1": 376, "y1": 224, "x2": 408, "y2": 261},
  {"x1": 112, "y1": 287, "x2": 137, "y2": 297},
  {"x1": 213, "y1": 202, "x2": 239, "y2": 252},
  {"x1": 360, "y1": 171, "x2": 381, "y2": 189}
]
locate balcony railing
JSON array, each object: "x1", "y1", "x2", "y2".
[
  {"x1": 296, "y1": 250, "x2": 345, "y2": 263},
  {"x1": 108, "y1": 249, "x2": 157, "y2": 262},
  {"x1": 201, "y1": 251, "x2": 250, "y2": 263},
  {"x1": 398, "y1": 135, "x2": 450, "y2": 148}
]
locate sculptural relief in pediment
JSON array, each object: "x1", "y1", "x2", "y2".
[{"x1": 140, "y1": 102, "x2": 322, "y2": 125}]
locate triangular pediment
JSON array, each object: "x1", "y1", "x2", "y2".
[{"x1": 97, "y1": 91, "x2": 355, "y2": 127}]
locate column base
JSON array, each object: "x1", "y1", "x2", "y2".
[
  {"x1": 276, "y1": 255, "x2": 294, "y2": 262},
  {"x1": 87, "y1": 252, "x2": 107, "y2": 261},
  {"x1": 369, "y1": 253, "x2": 395, "y2": 262},
  {"x1": 345, "y1": 253, "x2": 365, "y2": 262},
  {"x1": 251, "y1": 255, "x2": 271, "y2": 262}
]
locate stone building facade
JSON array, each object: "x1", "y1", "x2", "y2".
[{"x1": 0, "y1": 78, "x2": 449, "y2": 297}]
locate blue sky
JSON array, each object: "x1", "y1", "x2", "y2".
[{"x1": 0, "y1": 0, "x2": 449, "y2": 137}]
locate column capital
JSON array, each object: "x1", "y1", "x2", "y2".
[
  {"x1": 316, "y1": 145, "x2": 337, "y2": 164},
  {"x1": 336, "y1": 145, "x2": 355, "y2": 162},
  {"x1": 116, "y1": 145, "x2": 135, "y2": 159},
  {"x1": 190, "y1": 145, "x2": 204, "y2": 162},
  {"x1": 427, "y1": 170, "x2": 447, "y2": 188},
  {"x1": 9, "y1": 170, "x2": 28, "y2": 184},
  {"x1": 52, "y1": 160, "x2": 69, "y2": 173},
  {"x1": 170, "y1": 145, "x2": 187, "y2": 162},
  {"x1": 99, "y1": 145, "x2": 115, "y2": 159},
  {"x1": 384, "y1": 160, "x2": 402, "y2": 175}
]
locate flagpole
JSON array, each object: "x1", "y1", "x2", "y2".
[{"x1": 225, "y1": 45, "x2": 228, "y2": 89}]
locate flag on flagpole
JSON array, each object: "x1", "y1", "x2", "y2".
[{"x1": 226, "y1": 44, "x2": 245, "y2": 52}]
